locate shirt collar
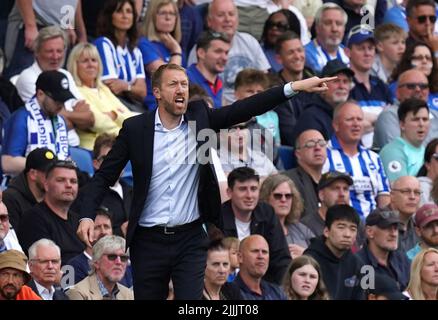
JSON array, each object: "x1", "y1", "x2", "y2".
[
  {"x1": 34, "y1": 280, "x2": 55, "y2": 298},
  {"x1": 154, "y1": 108, "x2": 185, "y2": 132},
  {"x1": 96, "y1": 274, "x2": 120, "y2": 299}
]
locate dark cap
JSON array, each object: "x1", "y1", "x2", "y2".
[
  {"x1": 321, "y1": 59, "x2": 354, "y2": 78},
  {"x1": 347, "y1": 24, "x2": 375, "y2": 47},
  {"x1": 318, "y1": 171, "x2": 353, "y2": 191},
  {"x1": 366, "y1": 208, "x2": 400, "y2": 228},
  {"x1": 368, "y1": 274, "x2": 409, "y2": 300},
  {"x1": 415, "y1": 203, "x2": 438, "y2": 228},
  {"x1": 36, "y1": 70, "x2": 75, "y2": 103},
  {"x1": 25, "y1": 148, "x2": 57, "y2": 173}
]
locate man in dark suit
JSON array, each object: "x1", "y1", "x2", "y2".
[
  {"x1": 28, "y1": 238, "x2": 69, "y2": 300},
  {"x1": 76, "y1": 63, "x2": 335, "y2": 299}
]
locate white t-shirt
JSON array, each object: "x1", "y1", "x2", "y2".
[{"x1": 235, "y1": 218, "x2": 251, "y2": 240}]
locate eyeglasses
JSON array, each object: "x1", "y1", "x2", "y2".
[
  {"x1": 157, "y1": 11, "x2": 177, "y2": 17},
  {"x1": 31, "y1": 258, "x2": 61, "y2": 266},
  {"x1": 416, "y1": 15, "x2": 437, "y2": 24},
  {"x1": 104, "y1": 254, "x2": 129, "y2": 263},
  {"x1": 96, "y1": 155, "x2": 107, "y2": 162},
  {"x1": 399, "y1": 82, "x2": 429, "y2": 90},
  {"x1": 391, "y1": 188, "x2": 422, "y2": 197},
  {"x1": 272, "y1": 193, "x2": 293, "y2": 200},
  {"x1": 267, "y1": 21, "x2": 289, "y2": 32},
  {"x1": 0, "y1": 214, "x2": 9, "y2": 223},
  {"x1": 298, "y1": 139, "x2": 327, "y2": 149},
  {"x1": 411, "y1": 55, "x2": 432, "y2": 62}
]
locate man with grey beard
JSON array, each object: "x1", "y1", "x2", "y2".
[{"x1": 292, "y1": 59, "x2": 353, "y2": 143}]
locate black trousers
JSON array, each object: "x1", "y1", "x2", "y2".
[{"x1": 130, "y1": 220, "x2": 208, "y2": 300}]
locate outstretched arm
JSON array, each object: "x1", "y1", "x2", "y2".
[{"x1": 290, "y1": 76, "x2": 337, "y2": 93}]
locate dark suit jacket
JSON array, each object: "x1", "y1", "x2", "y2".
[
  {"x1": 27, "y1": 279, "x2": 69, "y2": 300},
  {"x1": 79, "y1": 85, "x2": 291, "y2": 246}
]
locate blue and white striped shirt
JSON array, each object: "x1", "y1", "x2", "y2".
[
  {"x1": 323, "y1": 135, "x2": 390, "y2": 218},
  {"x1": 94, "y1": 37, "x2": 145, "y2": 84}
]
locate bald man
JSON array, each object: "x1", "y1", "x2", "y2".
[
  {"x1": 234, "y1": 235, "x2": 287, "y2": 300},
  {"x1": 387, "y1": 176, "x2": 421, "y2": 252},
  {"x1": 373, "y1": 69, "x2": 438, "y2": 149}
]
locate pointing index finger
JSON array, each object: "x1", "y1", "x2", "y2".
[{"x1": 320, "y1": 76, "x2": 338, "y2": 83}]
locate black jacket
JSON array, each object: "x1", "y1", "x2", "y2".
[
  {"x1": 2, "y1": 172, "x2": 38, "y2": 231},
  {"x1": 78, "y1": 85, "x2": 292, "y2": 247},
  {"x1": 292, "y1": 95, "x2": 335, "y2": 143},
  {"x1": 221, "y1": 201, "x2": 291, "y2": 285},
  {"x1": 27, "y1": 279, "x2": 69, "y2": 300},
  {"x1": 304, "y1": 236, "x2": 365, "y2": 300},
  {"x1": 284, "y1": 166, "x2": 319, "y2": 219}
]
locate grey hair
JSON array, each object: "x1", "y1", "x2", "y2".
[
  {"x1": 314, "y1": 3, "x2": 348, "y2": 27},
  {"x1": 28, "y1": 238, "x2": 61, "y2": 260},
  {"x1": 34, "y1": 25, "x2": 68, "y2": 53},
  {"x1": 89, "y1": 235, "x2": 126, "y2": 274}
]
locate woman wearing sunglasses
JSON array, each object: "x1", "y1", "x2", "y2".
[{"x1": 260, "y1": 174, "x2": 315, "y2": 258}]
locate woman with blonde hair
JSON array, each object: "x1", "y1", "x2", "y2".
[
  {"x1": 138, "y1": 0, "x2": 184, "y2": 110},
  {"x1": 67, "y1": 43, "x2": 137, "y2": 150},
  {"x1": 282, "y1": 255, "x2": 330, "y2": 300},
  {"x1": 260, "y1": 174, "x2": 315, "y2": 258},
  {"x1": 406, "y1": 248, "x2": 438, "y2": 300}
]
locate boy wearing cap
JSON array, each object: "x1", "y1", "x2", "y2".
[
  {"x1": 345, "y1": 24, "x2": 393, "y2": 148},
  {"x1": 2, "y1": 71, "x2": 73, "y2": 176},
  {"x1": 357, "y1": 208, "x2": 411, "y2": 291},
  {"x1": 0, "y1": 250, "x2": 41, "y2": 300},
  {"x1": 304, "y1": 204, "x2": 365, "y2": 300},
  {"x1": 407, "y1": 203, "x2": 438, "y2": 260},
  {"x1": 2, "y1": 148, "x2": 57, "y2": 230}
]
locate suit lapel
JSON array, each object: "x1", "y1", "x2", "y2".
[{"x1": 143, "y1": 110, "x2": 156, "y2": 183}]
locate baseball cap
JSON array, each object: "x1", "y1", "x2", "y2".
[
  {"x1": 368, "y1": 274, "x2": 409, "y2": 300},
  {"x1": 318, "y1": 171, "x2": 353, "y2": 191},
  {"x1": 35, "y1": 70, "x2": 75, "y2": 103},
  {"x1": 0, "y1": 250, "x2": 32, "y2": 283},
  {"x1": 366, "y1": 208, "x2": 400, "y2": 228},
  {"x1": 24, "y1": 148, "x2": 57, "y2": 173},
  {"x1": 415, "y1": 203, "x2": 438, "y2": 228},
  {"x1": 321, "y1": 59, "x2": 355, "y2": 78},
  {"x1": 347, "y1": 24, "x2": 375, "y2": 47}
]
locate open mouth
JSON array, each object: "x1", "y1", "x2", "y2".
[{"x1": 175, "y1": 97, "x2": 185, "y2": 105}]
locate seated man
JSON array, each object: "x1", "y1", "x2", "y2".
[
  {"x1": 2, "y1": 71, "x2": 73, "y2": 176},
  {"x1": 0, "y1": 250, "x2": 41, "y2": 300},
  {"x1": 234, "y1": 235, "x2": 287, "y2": 300},
  {"x1": 66, "y1": 235, "x2": 133, "y2": 300}
]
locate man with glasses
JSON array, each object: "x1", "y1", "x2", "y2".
[
  {"x1": 304, "y1": 3, "x2": 350, "y2": 73},
  {"x1": 301, "y1": 170, "x2": 353, "y2": 237},
  {"x1": 356, "y1": 208, "x2": 411, "y2": 292},
  {"x1": 380, "y1": 98, "x2": 430, "y2": 181},
  {"x1": 0, "y1": 197, "x2": 23, "y2": 253},
  {"x1": 284, "y1": 129, "x2": 327, "y2": 218},
  {"x1": 406, "y1": 0, "x2": 438, "y2": 50},
  {"x1": 67, "y1": 235, "x2": 133, "y2": 300},
  {"x1": 27, "y1": 238, "x2": 69, "y2": 300},
  {"x1": 220, "y1": 167, "x2": 291, "y2": 285},
  {"x1": 187, "y1": 31, "x2": 231, "y2": 109},
  {"x1": 387, "y1": 176, "x2": 421, "y2": 252},
  {"x1": 18, "y1": 160, "x2": 85, "y2": 265},
  {"x1": 374, "y1": 69, "x2": 438, "y2": 149}
]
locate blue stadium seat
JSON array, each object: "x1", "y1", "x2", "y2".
[
  {"x1": 69, "y1": 147, "x2": 94, "y2": 177},
  {"x1": 278, "y1": 145, "x2": 297, "y2": 170}
]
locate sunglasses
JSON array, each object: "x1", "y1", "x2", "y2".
[
  {"x1": 416, "y1": 15, "x2": 437, "y2": 24},
  {"x1": 399, "y1": 83, "x2": 429, "y2": 90},
  {"x1": 0, "y1": 214, "x2": 9, "y2": 223},
  {"x1": 104, "y1": 254, "x2": 129, "y2": 263},
  {"x1": 267, "y1": 21, "x2": 289, "y2": 32},
  {"x1": 272, "y1": 193, "x2": 293, "y2": 200},
  {"x1": 298, "y1": 139, "x2": 327, "y2": 149}
]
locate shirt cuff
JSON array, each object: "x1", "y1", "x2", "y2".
[{"x1": 283, "y1": 82, "x2": 298, "y2": 98}]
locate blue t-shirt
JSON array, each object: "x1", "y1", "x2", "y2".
[{"x1": 186, "y1": 64, "x2": 223, "y2": 108}]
